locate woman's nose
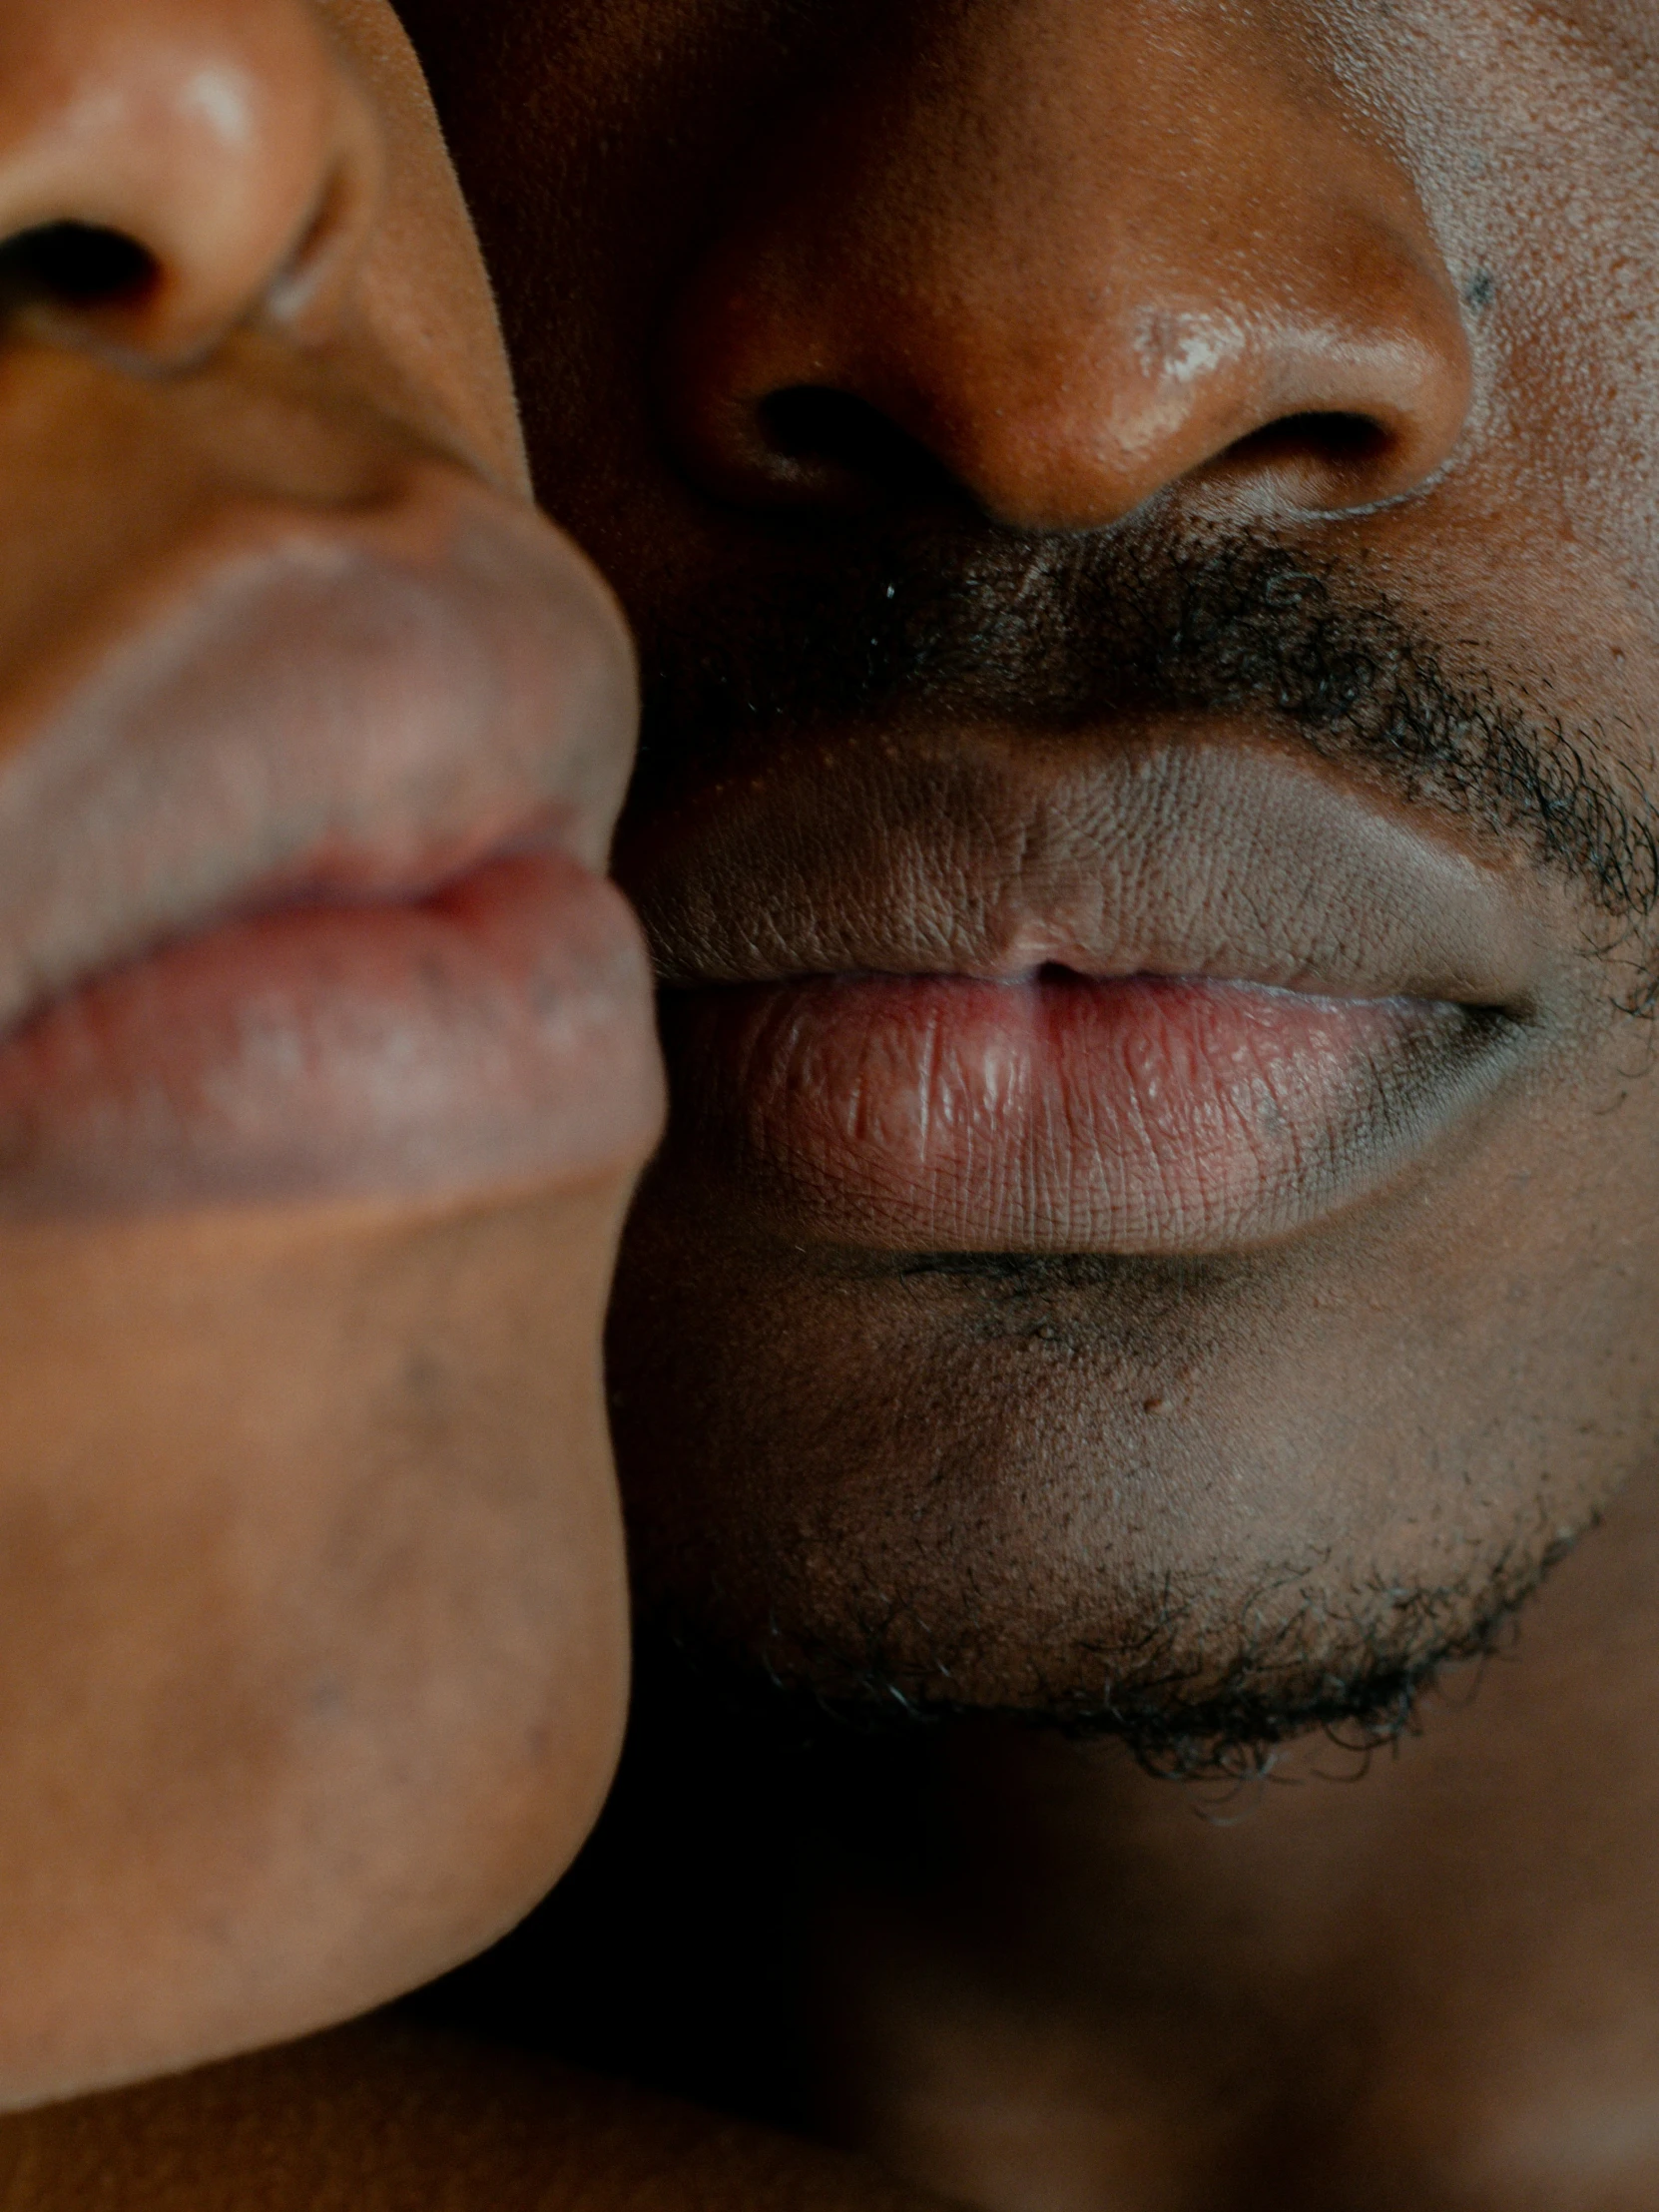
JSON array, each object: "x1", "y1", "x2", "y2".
[
  {"x1": 0, "y1": 0, "x2": 379, "y2": 364},
  {"x1": 665, "y1": 0, "x2": 1473, "y2": 531}
]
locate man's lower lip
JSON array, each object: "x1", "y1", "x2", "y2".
[
  {"x1": 0, "y1": 850, "x2": 663, "y2": 1218},
  {"x1": 660, "y1": 971, "x2": 1516, "y2": 1254}
]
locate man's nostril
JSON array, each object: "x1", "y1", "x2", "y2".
[
  {"x1": 0, "y1": 223, "x2": 159, "y2": 314},
  {"x1": 758, "y1": 385, "x2": 960, "y2": 503},
  {"x1": 1223, "y1": 409, "x2": 1394, "y2": 493},
  {"x1": 763, "y1": 386, "x2": 894, "y2": 464}
]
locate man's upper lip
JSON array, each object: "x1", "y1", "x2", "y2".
[
  {"x1": 621, "y1": 728, "x2": 1554, "y2": 1007},
  {"x1": 0, "y1": 460, "x2": 636, "y2": 1039}
]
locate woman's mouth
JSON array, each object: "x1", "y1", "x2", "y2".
[
  {"x1": 0, "y1": 848, "x2": 662, "y2": 1217},
  {"x1": 0, "y1": 458, "x2": 663, "y2": 1219}
]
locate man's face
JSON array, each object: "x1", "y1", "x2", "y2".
[{"x1": 406, "y1": 0, "x2": 1659, "y2": 1759}]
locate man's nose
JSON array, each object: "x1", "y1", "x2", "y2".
[
  {"x1": 666, "y1": 0, "x2": 1472, "y2": 530},
  {"x1": 0, "y1": 0, "x2": 376, "y2": 365}
]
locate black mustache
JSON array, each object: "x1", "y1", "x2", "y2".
[{"x1": 635, "y1": 518, "x2": 1659, "y2": 943}]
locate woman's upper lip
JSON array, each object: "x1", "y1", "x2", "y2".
[
  {"x1": 0, "y1": 457, "x2": 637, "y2": 1040},
  {"x1": 621, "y1": 729, "x2": 1556, "y2": 1008}
]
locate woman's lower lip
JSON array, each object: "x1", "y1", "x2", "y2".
[
  {"x1": 0, "y1": 850, "x2": 664, "y2": 1218},
  {"x1": 660, "y1": 970, "x2": 1514, "y2": 1255}
]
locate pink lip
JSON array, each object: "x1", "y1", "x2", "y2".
[
  {"x1": 0, "y1": 466, "x2": 637, "y2": 1037},
  {"x1": 625, "y1": 732, "x2": 1555, "y2": 1256},
  {"x1": 0, "y1": 457, "x2": 664, "y2": 1216},
  {"x1": 662, "y1": 967, "x2": 1505, "y2": 1254},
  {"x1": 0, "y1": 849, "x2": 664, "y2": 1218}
]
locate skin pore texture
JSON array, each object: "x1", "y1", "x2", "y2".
[
  {"x1": 0, "y1": 0, "x2": 671, "y2": 2122},
  {"x1": 0, "y1": 3, "x2": 941, "y2": 2203},
  {"x1": 389, "y1": 1, "x2": 1659, "y2": 2205},
  {"x1": 408, "y1": 0, "x2": 1659, "y2": 1745},
  {"x1": 7, "y1": 0, "x2": 1659, "y2": 2208}
]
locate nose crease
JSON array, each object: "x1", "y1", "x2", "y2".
[
  {"x1": 0, "y1": 0, "x2": 380, "y2": 368},
  {"x1": 664, "y1": 1, "x2": 1474, "y2": 531}
]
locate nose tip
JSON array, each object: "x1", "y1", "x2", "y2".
[
  {"x1": 664, "y1": 4, "x2": 1474, "y2": 532},
  {"x1": 674, "y1": 248, "x2": 1472, "y2": 531},
  {"x1": 0, "y1": 0, "x2": 379, "y2": 365}
]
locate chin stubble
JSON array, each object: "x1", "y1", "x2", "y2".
[
  {"x1": 636, "y1": 1500, "x2": 1586, "y2": 1783},
  {"x1": 619, "y1": 509, "x2": 1632, "y2": 1771}
]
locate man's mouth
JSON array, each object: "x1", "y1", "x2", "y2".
[
  {"x1": 624, "y1": 732, "x2": 1557, "y2": 1256},
  {"x1": 0, "y1": 462, "x2": 663, "y2": 1217},
  {"x1": 662, "y1": 968, "x2": 1506, "y2": 1253}
]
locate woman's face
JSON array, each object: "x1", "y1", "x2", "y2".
[{"x1": 0, "y1": 0, "x2": 661, "y2": 2104}]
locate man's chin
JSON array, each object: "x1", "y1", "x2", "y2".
[
  {"x1": 609, "y1": 1170, "x2": 1623, "y2": 1784},
  {"x1": 630, "y1": 1521, "x2": 1582, "y2": 1782}
]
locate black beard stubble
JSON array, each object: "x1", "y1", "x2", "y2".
[
  {"x1": 634, "y1": 513, "x2": 1659, "y2": 971},
  {"x1": 621, "y1": 509, "x2": 1652, "y2": 1774}
]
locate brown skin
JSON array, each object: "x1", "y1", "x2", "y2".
[
  {"x1": 385, "y1": 0, "x2": 1659, "y2": 2203},
  {"x1": 0, "y1": 0, "x2": 664, "y2": 2109},
  {"x1": 0, "y1": 2017, "x2": 950, "y2": 2212},
  {"x1": 802, "y1": 1475, "x2": 1659, "y2": 2209},
  {"x1": 5, "y1": 0, "x2": 1659, "y2": 2206},
  {"x1": 396, "y1": 0, "x2": 1658, "y2": 1729},
  {"x1": 0, "y1": 5, "x2": 948, "y2": 2203}
]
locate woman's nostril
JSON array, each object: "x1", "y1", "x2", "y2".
[{"x1": 0, "y1": 223, "x2": 159, "y2": 314}]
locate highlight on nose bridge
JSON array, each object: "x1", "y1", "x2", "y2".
[
  {"x1": 176, "y1": 58, "x2": 261, "y2": 150},
  {"x1": 1132, "y1": 306, "x2": 1248, "y2": 389}
]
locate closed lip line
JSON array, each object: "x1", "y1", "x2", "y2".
[
  {"x1": 0, "y1": 460, "x2": 635, "y2": 1045},
  {"x1": 630, "y1": 732, "x2": 1553, "y2": 1011}
]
